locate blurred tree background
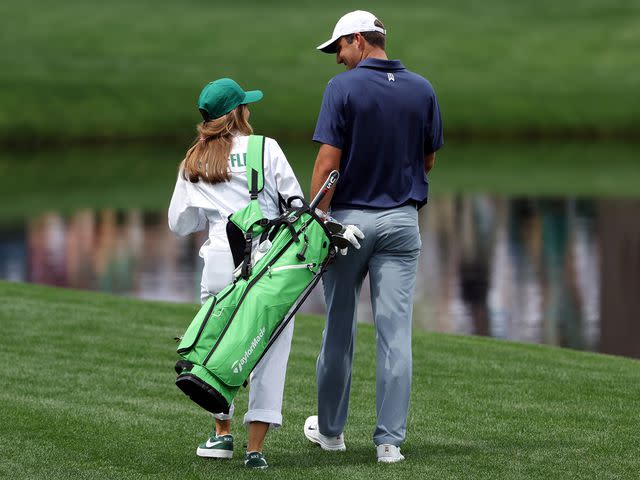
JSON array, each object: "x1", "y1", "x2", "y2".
[{"x1": 1, "y1": 0, "x2": 639, "y2": 146}]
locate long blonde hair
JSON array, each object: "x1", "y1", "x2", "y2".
[{"x1": 181, "y1": 104, "x2": 253, "y2": 184}]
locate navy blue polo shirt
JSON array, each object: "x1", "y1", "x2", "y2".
[{"x1": 313, "y1": 58, "x2": 443, "y2": 209}]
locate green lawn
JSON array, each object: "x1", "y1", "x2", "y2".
[
  {"x1": 0, "y1": 281, "x2": 638, "y2": 479},
  {"x1": 1, "y1": 0, "x2": 639, "y2": 143}
]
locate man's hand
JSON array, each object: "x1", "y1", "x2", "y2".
[
  {"x1": 330, "y1": 223, "x2": 364, "y2": 255},
  {"x1": 316, "y1": 209, "x2": 365, "y2": 255},
  {"x1": 338, "y1": 225, "x2": 365, "y2": 255}
]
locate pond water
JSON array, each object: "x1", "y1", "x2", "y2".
[{"x1": 1, "y1": 195, "x2": 638, "y2": 359}]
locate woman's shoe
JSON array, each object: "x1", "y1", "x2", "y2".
[
  {"x1": 244, "y1": 451, "x2": 268, "y2": 469},
  {"x1": 196, "y1": 433, "x2": 234, "y2": 459}
]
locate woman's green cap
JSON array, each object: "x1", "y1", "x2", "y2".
[{"x1": 197, "y1": 78, "x2": 263, "y2": 121}]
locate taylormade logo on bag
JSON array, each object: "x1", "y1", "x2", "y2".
[{"x1": 231, "y1": 327, "x2": 266, "y2": 374}]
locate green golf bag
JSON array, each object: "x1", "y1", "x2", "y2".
[{"x1": 174, "y1": 135, "x2": 336, "y2": 414}]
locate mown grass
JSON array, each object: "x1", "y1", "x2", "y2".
[
  {"x1": 0, "y1": 281, "x2": 639, "y2": 479},
  {"x1": 1, "y1": 140, "x2": 639, "y2": 222},
  {"x1": 0, "y1": 0, "x2": 639, "y2": 143}
]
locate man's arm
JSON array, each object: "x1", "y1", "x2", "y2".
[
  {"x1": 425, "y1": 152, "x2": 436, "y2": 174},
  {"x1": 310, "y1": 144, "x2": 342, "y2": 213}
]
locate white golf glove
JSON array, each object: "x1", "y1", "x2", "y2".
[
  {"x1": 339, "y1": 224, "x2": 365, "y2": 255},
  {"x1": 314, "y1": 209, "x2": 365, "y2": 255}
]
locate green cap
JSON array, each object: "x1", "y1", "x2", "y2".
[{"x1": 197, "y1": 78, "x2": 263, "y2": 121}]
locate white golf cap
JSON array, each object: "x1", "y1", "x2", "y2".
[{"x1": 317, "y1": 10, "x2": 386, "y2": 53}]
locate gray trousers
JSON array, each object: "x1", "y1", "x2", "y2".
[{"x1": 317, "y1": 205, "x2": 421, "y2": 446}]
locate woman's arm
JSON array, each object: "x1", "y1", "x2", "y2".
[{"x1": 168, "y1": 173, "x2": 208, "y2": 236}]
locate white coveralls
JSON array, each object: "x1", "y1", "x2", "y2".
[{"x1": 168, "y1": 135, "x2": 303, "y2": 428}]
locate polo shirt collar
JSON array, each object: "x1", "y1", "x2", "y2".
[{"x1": 357, "y1": 58, "x2": 405, "y2": 71}]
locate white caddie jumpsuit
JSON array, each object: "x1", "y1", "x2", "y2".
[{"x1": 168, "y1": 134, "x2": 304, "y2": 428}]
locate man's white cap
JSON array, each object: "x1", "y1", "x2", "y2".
[{"x1": 317, "y1": 10, "x2": 386, "y2": 54}]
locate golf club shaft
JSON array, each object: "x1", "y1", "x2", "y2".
[{"x1": 309, "y1": 170, "x2": 339, "y2": 211}]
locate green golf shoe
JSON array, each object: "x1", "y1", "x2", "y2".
[
  {"x1": 244, "y1": 451, "x2": 268, "y2": 469},
  {"x1": 196, "y1": 433, "x2": 234, "y2": 459}
]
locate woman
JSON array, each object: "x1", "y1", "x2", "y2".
[{"x1": 168, "y1": 78, "x2": 303, "y2": 469}]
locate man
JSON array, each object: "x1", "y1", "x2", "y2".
[{"x1": 303, "y1": 10, "x2": 443, "y2": 463}]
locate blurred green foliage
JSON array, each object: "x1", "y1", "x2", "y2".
[{"x1": 1, "y1": 0, "x2": 639, "y2": 144}]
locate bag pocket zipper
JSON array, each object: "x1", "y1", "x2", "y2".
[{"x1": 268, "y1": 263, "x2": 316, "y2": 277}]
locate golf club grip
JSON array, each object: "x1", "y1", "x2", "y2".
[{"x1": 309, "y1": 170, "x2": 339, "y2": 210}]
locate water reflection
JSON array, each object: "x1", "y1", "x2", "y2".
[
  {"x1": 599, "y1": 200, "x2": 640, "y2": 358},
  {"x1": 3, "y1": 209, "x2": 206, "y2": 303},
  {"x1": 0, "y1": 196, "x2": 638, "y2": 358},
  {"x1": 414, "y1": 197, "x2": 600, "y2": 351}
]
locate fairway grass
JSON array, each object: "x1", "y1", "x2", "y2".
[{"x1": 0, "y1": 281, "x2": 639, "y2": 479}]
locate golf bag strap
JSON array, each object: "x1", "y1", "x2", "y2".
[
  {"x1": 246, "y1": 135, "x2": 265, "y2": 198},
  {"x1": 226, "y1": 218, "x2": 246, "y2": 268},
  {"x1": 240, "y1": 230, "x2": 253, "y2": 279},
  {"x1": 265, "y1": 209, "x2": 303, "y2": 243},
  {"x1": 230, "y1": 135, "x2": 266, "y2": 278},
  {"x1": 277, "y1": 192, "x2": 287, "y2": 214}
]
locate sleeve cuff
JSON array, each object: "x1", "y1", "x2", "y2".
[{"x1": 312, "y1": 135, "x2": 343, "y2": 149}]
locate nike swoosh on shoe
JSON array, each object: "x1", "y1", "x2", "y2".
[{"x1": 205, "y1": 440, "x2": 223, "y2": 448}]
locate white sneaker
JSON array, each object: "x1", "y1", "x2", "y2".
[
  {"x1": 377, "y1": 444, "x2": 405, "y2": 463},
  {"x1": 303, "y1": 415, "x2": 346, "y2": 451}
]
